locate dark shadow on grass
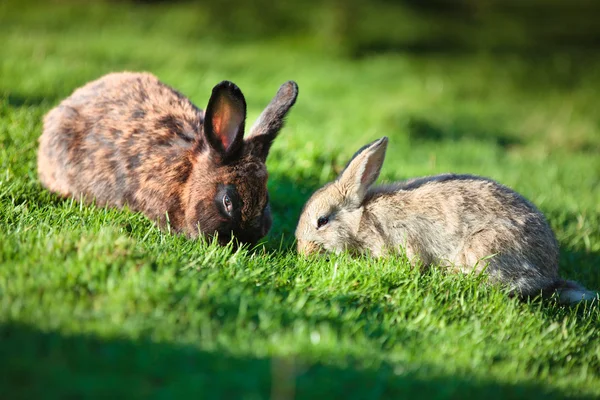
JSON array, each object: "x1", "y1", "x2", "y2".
[
  {"x1": 405, "y1": 116, "x2": 521, "y2": 149},
  {"x1": 262, "y1": 156, "x2": 339, "y2": 252},
  {"x1": 350, "y1": 40, "x2": 600, "y2": 59},
  {"x1": 558, "y1": 246, "x2": 600, "y2": 292},
  {"x1": 0, "y1": 322, "x2": 593, "y2": 399},
  {"x1": 263, "y1": 176, "x2": 322, "y2": 251},
  {"x1": 3, "y1": 93, "x2": 57, "y2": 108},
  {"x1": 546, "y1": 209, "x2": 600, "y2": 292}
]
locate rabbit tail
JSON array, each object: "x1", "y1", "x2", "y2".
[{"x1": 552, "y1": 280, "x2": 598, "y2": 305}]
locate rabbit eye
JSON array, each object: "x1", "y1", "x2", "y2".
[
  {"x1": 317, "y1": 216, "x2": 329, "y2": 228},
  {"x1": 223, "y1": 194, "x2": 233, "y2": 214}
]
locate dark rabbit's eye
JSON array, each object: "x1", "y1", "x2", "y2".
[
  {"x1": 317, "y1": 216, "x2": 329, "y2": 228},
  {"x1": 223, "y1": 194, "x2": 233, "y2": 214}
]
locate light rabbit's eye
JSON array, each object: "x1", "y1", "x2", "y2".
[
  {"x1": 317, "y1": 216, "x2": 329, "y2": 228},
  {"x1": 223, "y1": 194, "x2": 233, "y2": 214}
]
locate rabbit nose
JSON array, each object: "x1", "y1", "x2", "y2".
[{"x1": 297, "y1": 239, "x2": 321, "y2": 256}]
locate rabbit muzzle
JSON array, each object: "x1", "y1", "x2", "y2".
[{"x1": 297, "y1": 239, "x2": 324, "y2": 256}]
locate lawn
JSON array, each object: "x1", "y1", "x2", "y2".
[{"x1": 1, "y1": 1, "x2": 599, "y2": 398}]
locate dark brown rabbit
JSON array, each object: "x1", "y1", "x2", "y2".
[{"x1": 38, "y1": 72, "x2": 298, "y2": 245}]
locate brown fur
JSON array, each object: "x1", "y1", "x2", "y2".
[{"x1": 38, "y1": 72, "x2": 298, "y2": 245}]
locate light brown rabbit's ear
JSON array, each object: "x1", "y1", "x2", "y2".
[
  {"x1": 245, "y1": 81, "x2": 298, "y2": 161},
  {"x1": 337, "y1": 137, "x2": 388, "y2": 206},
  {"x1": 204, "y1": 81, "x2": 247, "y2": 162}
]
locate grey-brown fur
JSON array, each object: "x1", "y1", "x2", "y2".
[
  {"x1": 296, "y1": 137, "x2": 597, "y2": 304},
  {"x1": 38, "y1": 72, "x2": 298, "y2": 245}
]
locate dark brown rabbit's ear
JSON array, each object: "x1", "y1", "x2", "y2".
[
  {"x1": 203, "y1": 81, "x2": 247, "y2": 162},
  {"x1": 245, "y1": 81, "x2": 298, "y2": 161}
]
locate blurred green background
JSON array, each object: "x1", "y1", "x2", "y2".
[{"x1": 1, "y1": 0, "x2": 600, "y2": 398}]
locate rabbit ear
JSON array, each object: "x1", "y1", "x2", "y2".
[
  {"x1": 337, "y1": 137, "x2": 388, "y2": 206},
  {"x1": 204, "y1": 81, "x2": 247, "y2": 161},
  {"x1": 245, "y1": 81, "x2": 298, "y2": 161}
]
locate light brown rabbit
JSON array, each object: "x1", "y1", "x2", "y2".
[
  {"x1": 296, "y1": 137, "x2": 597, "y2": 304},
  {"x1": 38, "y1": 72, "x2": 298, "y2": 245}
]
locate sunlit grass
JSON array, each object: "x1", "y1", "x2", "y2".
[{"x1": 1, "y1": 1, "x2": 599, "y2": 398}]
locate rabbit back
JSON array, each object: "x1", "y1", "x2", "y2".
[
  {"x1": 366, "y1": 174, "x2": 560, "y2": 295},
  {"x1": 38, "y1": 72, "x2": 203, "y2": 224}
]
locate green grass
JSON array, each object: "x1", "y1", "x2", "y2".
[{"x1": 1, "y1": 1, "x2": 600, "y2": 398}]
